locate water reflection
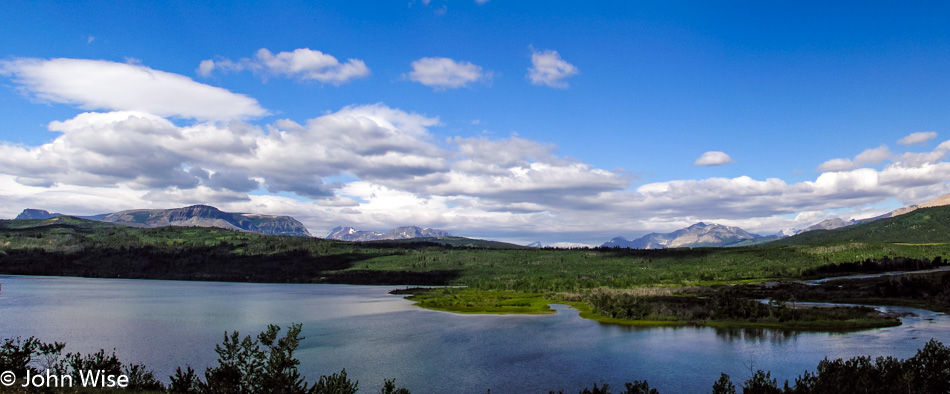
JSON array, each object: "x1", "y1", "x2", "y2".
[{"x1": 714, "y1": 327, "x2": 798, "y2": 343}]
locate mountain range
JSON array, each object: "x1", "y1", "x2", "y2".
[
  {"x1": 13, "y1": 192, "x2": 950, "y2": 247},
  {"x1": 325, "y1": 226, "x2": 451, "y2": 241},
  {"x1": 14, "y1": 205, "x2": 311, "y2": 237},
  {"x1": 602, "y1": 222, "x2": 765, "y2": 249}
]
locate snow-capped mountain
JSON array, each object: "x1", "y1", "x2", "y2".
[{"x1": 325, "y1": 226, "x2": 450, "y2": 241}]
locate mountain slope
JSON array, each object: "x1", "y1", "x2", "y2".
[
  {"x1": 99, "y1": 205, "x2": 312, "y2": 236},
  {"x1": 15, "y1": 209, "x2": 61, "y2": 220},
  {"x1": 603, "y1": 222, "x2": 761, "y2": 249},
  {"x1": 773, "y1": 205, "x2": 950, "y2": 245},
  {"x1": 0, "y1": 215, "x2": 118, "y2": 230},
  {"x1": 803, "y1": 218, "x2": 858, "y2": 232},
  {"x1": 15, "y1": 209, "x2": 109, "y2": 221},
  {"x1": 798, "y1": 193, "x2": 950, "y2": 234}
]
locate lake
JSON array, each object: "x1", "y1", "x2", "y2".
[{"x1": 1, "y1": 275, "x2": 949, "y2": 393}]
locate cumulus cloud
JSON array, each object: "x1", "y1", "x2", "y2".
[
  {"x1": 199, "y1": 48, "x2": 370, "y2": 85},
  {"x1": 855, "y1": 145, "x2": 893, "y2": 164},
  {"x1": 527, "y1": 49, "x2": 578, "y2": 88},
  {"x1": 817, "y1": 145, "x2": 892, "y2": 172},
  {"x1": 898, "y1": 131, "x2": 937, "y2": 146},
  {"x1": 407, "y1": 57, "x2": 491, "y2": 90},
  {"x1": 694, "y1": 151, "x2": 734, "y2": 166},
  {"x1": 0, "y1": 58, "x2": 268, "y2": 121},
  {"x1": 0, "y1": 102, "x2": 458, "y2": 198}
]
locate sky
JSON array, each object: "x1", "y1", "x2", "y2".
[{"x1": 1, "y1": 1, "x2": 950, "y2": 246}]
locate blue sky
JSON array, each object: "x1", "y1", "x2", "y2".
[{"x1": 2, "y1": 1, "x2": 950, "y2": 245}]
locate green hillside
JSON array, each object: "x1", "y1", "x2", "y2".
[
  {"x1": 774, "y1": 205, "x2": 950, "y2": 246},
  {"x1": 0, "y1": 215, "x2": 118, "y2": 230}
]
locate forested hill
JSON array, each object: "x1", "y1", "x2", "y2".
[
  {"x1": 772, "y1": 205, "x2": 950, "y2": 246},
  {"x1": 0, "y1": 217, "x2": 513, "y2": 285}
]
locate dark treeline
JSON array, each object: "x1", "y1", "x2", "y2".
[
  {"x1": 801, "y1": 256, "x2": 947, "y2": 277},
  {"x1": 741, "y1": 270, "x2": 950, "y2": 313},
  {"x1": 0, "y1": 246, "x2": 459, "y2": 285},
  {"x1": 1, "y1": 324, "x2": 408, "y2": 394},
  {"x1": 3, "y1": 327, "x2": 950, "y2": 393},
  {"x1": 586, "y1": 289, "x2": 899, "y2": 329}
]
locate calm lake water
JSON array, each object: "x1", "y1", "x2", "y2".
[{"x1": 2, "y1": 275, "x2": 949, "y2": 393}]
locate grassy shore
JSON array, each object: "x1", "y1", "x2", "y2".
[{"x1": 394, "y1": 286, "x2": 902, "y2": 331}]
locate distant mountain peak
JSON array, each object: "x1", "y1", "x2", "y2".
[
  {"x1": 602, "y1": 222, "x2": 761, "y2": 249},
  {"x1": 325, "y1": 225, "x2": 451, "y2": 241},
  {"x1": 15, "y1": 209, "x2": 60, "y2": 220}
]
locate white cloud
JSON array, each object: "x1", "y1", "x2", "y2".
[
  {"x1": 199, "y1": 48, "x2": 370, "y2": 85},
  {"x1": 854, "y1": 145, "x2": 892, "y2": 164},
  {"x1": 197, "y1": 59, "x2": 215, "y2": 77},
  {"x1": 694, "y1": 151, "x2": 734, "y2": 166},
  {"x1": 527, "y1": 49, "x2": 578, "y2": 88},
  {"x1": 898, "y1": 131, "x2": 937, "y2": 146},
  {"x1": 0, "y1": 104, "x2": 447, "y2": 199},
  {"x1": 547, "y1": 242, "x2": 594, "y2": 249},
  {"x1": 816, "y1": 158, "x2": 854, "y2": 172},
  {"x1": 896, "y1": 151, "x2": 947, "y2": 167},
  {"x1": 407, "y1": 57, "x2": 490, "y2": 90},
  {"x1": 817, "y1": 145, "x2": 892, "y2": 172},
  {"x1": 0, "y1": 58, "x2": 268, "y2": 121}
]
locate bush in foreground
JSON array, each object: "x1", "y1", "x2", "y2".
[{"x1": 2, "y1": 328, "x2": 949, "y2": 393}]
